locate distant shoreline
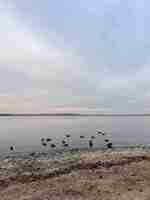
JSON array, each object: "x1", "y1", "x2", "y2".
[{"x1": 0, "y1": 113, "x2": 150, "y2": 117}]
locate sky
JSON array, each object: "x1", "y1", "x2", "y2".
[{"x1": 0, "y1": 0, "x2": 150, "y2": 114}]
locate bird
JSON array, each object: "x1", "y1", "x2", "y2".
[
  {"x1": 91, "y1": 136, "x2": 96, "y2": 139},
  {"x1": 97, "y1": 131, "x2": 105, "y2": 136},
  {"x1": 62, "y1": 140, "x2": 66, "y2": 145},
  {"x1": 80, "y1": 135, "x2": 85, "y2": 139},
  {"x1": 65, "y1": 134, "x2": 71, "y2": 138},
  {"x1": 97, "y1": 131, "x2": 103, "y2": 134},
  {"x1": 41, "y1": 138, "x2": 45, "y2": 142},
  {"x1": 63, "y1": 143, "x2": 69, "y2": 147},
  {"x1": 107, "y1": 142, "x2": 113, "y2": 149},
  {"x1": 42, "y1": 142, "x2": 47, "y2": 147},
  {"x1": 50, "y1": 144, "x2": 56, "y2": 148},
  {"x1": 88, "y1": 140, "x2": 93, "y2": 148},
  {"x1": 46, "y1": 138, "x2": 52, "y2": 142},
  {"x1": 10, "y1": 146, "x2": 14, "y2": 151}
]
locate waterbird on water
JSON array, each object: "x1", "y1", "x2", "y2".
[
  {"x1": 80, "y1": 135, "x2": 85, "y2": 139},
  {"x1": 51, "y1": 144, "x2": 56, "y2": 148},
  {"x1": 42, "y1": 142, "x2": 47, "y2": 147},
  {"x1": 46, "y1": 138, "x2": 52, "y2": 142},
  {"x1": 97, "y1": 131, "x2": 105, "y2": 136},
  {"x1": 62, "y1": 140, "x2": 66, "y2": 145},
  {"x1": 65, "y1": 134, "x2": 71, "y2": 138},
  {"x1": 63, "y1": 143, "x2": 69, "y2": 147},
  {"x1": 10, "y1": 146, "x2": 14, "y2": 151},
  {"x1": 41, "y1": 138, "x2": 45, "y2": 142}
]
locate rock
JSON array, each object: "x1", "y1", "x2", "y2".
[
  {"x1": 0, "y1": 179, "x2": 9, "y2": 188},
  {"x1": 21, "y1": 172, "x2": 33, "y2": 177}
]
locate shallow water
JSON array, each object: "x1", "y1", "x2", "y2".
[{"x1": 0, "y1": 116, "x2": 149, "y2": 153}]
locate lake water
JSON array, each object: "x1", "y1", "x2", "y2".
[{"x1": 0, "y1": 116, "x2": 150, "y2": 153}]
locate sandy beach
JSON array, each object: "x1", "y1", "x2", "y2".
[{"x1": 0, "y1": 149, "x2": 150, "y2": 199}]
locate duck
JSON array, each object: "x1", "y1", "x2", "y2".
[
  {"x1": 46, "y1": 138, "x2": 52, "y2": 142},
  {"x1": 80, "y1": 135, "x2": 85, "y2": 139},
  {"x1": 10, "y1": 146, "x2": 14, "y2": 151},
  {"x1": 51, "y1": 143, "x2": 56, "y2": 148}
]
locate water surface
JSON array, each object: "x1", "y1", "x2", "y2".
[{"x1": 0, "y1": 116, "x2": 149, "y2": 153}]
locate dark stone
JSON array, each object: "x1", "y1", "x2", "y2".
[
  {"x1": 139, "y1": 188, "x2": 143, "y2": 192},
  {"x1": 29, "y1": 152, "x2": 36, "y2": 157},
  {"x1": 127, "y1": 188, "x2": 132, "y2": 191}
]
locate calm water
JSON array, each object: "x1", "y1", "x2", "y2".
[{"x1": 0, "y1": 116, "x2": 150, "y2": 153}]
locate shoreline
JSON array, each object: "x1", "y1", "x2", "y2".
[
  {"x1": 1, "y1": 148, "x2": 150, "y2": 199},
  {"x1": 0, "y1": 147, "x2": 149, "y2": 181}
]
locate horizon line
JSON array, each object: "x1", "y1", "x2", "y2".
[{"x1": 0, "y1": 113, "x2": 150, "y2": 116}]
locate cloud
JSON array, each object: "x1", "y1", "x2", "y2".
[
  {"x1": 0, "y1": 1, "x2": 91, "y2": 112},
  {"x1": 0, "y1": 2, "x2": 80, "y2": 78},
  {"x1": 0, "y1": 0, "x2": 150, "y2": 113}
]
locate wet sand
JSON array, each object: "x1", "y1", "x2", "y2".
[{"x1": 1, "y1": 149, "x2": 150, "y2": 200}]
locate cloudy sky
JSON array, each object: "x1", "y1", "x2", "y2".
[{"x1": 0, "y1": 0, "x2": 150, "y2": 114}]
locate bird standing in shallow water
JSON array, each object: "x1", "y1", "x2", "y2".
[
  {"x1": 107, "y1": 142, "x2": 113, "y2": 149},
  {"x1": 88, "y1": 140, "x2": 93, "y2": 148}
]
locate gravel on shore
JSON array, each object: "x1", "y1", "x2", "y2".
[{"x1": 1, "y1": 148, "x2": 150, "y2": 199}]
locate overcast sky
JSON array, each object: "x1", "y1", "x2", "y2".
[{"x1": 0, "y1": 0, "x2": 150, "y2": 114}]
